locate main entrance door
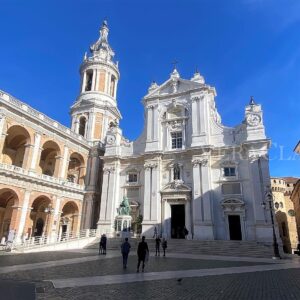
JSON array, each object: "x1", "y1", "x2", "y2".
[
  {"x1": 228, "y1": 215, "x2": 242, "y2": 240},
  {"x1": 171, "y1": 204, "x2": 185, "y2": 239}
]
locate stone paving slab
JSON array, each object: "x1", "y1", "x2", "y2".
[
  {"x1": 0, "y1": 250, "x2": 96, "y2": 267},
  {"x1": 0, "y1": 255, "x2": 270, "y2": 281},
  {"x1": 0, "y1": 279, "x2": 36, "y2": 300},
  {"x1": 37, "y1": 268, "x2": 300, "y2": 300}
]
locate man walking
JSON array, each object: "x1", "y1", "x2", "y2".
[
  {"x1": 99, "y1": 234, "x2": 107, "y2": 255},
  {"x1": 162, "y1": 238, "x2": 167, "y2": 257},
  {"x1": 137, "y1": 236, "x2": 149, "y2": 272},
  {"x1": 155, "y1": 236, "x2": 161, "y2": 256},
  {"x1": 121, "y1": 237, "x2": 131, "y2": 269}
]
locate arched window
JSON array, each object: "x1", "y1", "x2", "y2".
[
  {"x1": 85, "y1": 71, "x2": 93, "y2": 91},
  {"x1": 110, "y1": 75, "x2": 116, "y2": 97},
  {"x1": 79, "y1": 117, "x2": 86, "y2": 137},
  {"x1": 173, "y1": 164, "x2": 180, "y2": 180}
]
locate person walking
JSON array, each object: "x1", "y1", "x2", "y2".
[
  {"x1": 162, "y1": 238, "x2": 167, "y2": 257},
  {"x1": 121, "y1": 237, "x2": 131, "y2": 269},
  {"x1": 99, "y1": 235, "x2": 103, "y2": 255},
  {"x1": 153, "y1": 227, "x2": 157, "y2": 238},
  {"x1": 155, "y1": 236, "x2": 161, "y2": 256},
  {"x1": 137, "y1": 236, "x2": 149, "y2": 272},
  {"x1": 100, "y1": 234, "x2": 107, "y2": 255},
  {"x1": 184, "y1": 226, "x2": 189, "y2": 239}
]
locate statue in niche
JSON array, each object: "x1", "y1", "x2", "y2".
[{"x1": 118, "y1": 196, "x2": 131, "y2": 216}]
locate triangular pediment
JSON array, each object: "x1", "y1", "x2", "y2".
[{"x1": 145, "y1": 78, "x2": 203, "y2": 99}]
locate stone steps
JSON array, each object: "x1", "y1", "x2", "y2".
[{"x1": 86, "y1": 238, "x2": 275, "y2": 258}]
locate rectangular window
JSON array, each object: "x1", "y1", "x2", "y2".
[
  {"x1": 223, "y1": 167, "x2": 236, "y2": 177},
  {"x1": 128, "y1": 173, "x2": 138, "y2": 183},
  {"x1": 171, "y1": 132, "x2": 182, "y2": 149},
  {"x1": 222, "y1": 183, "x2": 241, "y2": 195}
]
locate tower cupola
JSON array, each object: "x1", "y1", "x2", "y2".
[{"x1": 70, "y1": 21, "x2": 122, "y2": 143}]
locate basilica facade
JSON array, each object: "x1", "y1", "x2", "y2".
[
  {"x1": 97, "y1": 26, "x2": 275, "y2": 242},
  {"x1": 0, "y1": 21, "x2": 275, "y2": 243}
]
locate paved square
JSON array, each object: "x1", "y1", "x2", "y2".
[{"x1": 1, "y1": 248, "x2": 300, "y2": 299}]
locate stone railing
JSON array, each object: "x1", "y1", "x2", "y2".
[
  {"x1": 0, "y1": 90, "x2": 89, "y2": 145},
  {"x1": 0, "y1": 163, "x2": 85, "y2": 191},
  {"x1": 8, "y1": 229, "x2": 98, "y2": 252}
]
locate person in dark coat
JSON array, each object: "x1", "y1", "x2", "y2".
[
  {"x1": 162, "y1": 238, "x2": 167, "y2": 257},
  {"x1": 155, "y1": 236, "x2": 161, "y2": 256},
  {"x1": 100, "y1": 234, "x2": 107, "y2": 255},
  {"x1": 137, "y1": 236, "x2": 149, "y2": 272},
  {"x1": 121, "y1": 237, "x2": 131, "y2": 269}
]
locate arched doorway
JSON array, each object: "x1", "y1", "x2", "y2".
[
  {"x1": 39, "y1": 141, "x2": 61, "y2": 177},
  {"x1": 67, "y1": 153, "x2": 85, "y2": 185},
  {"x1": 0, "y1": 188, "x2": 19, "y2": 239},
  {"x1": 60, "y1": 201, "x2": 79, "y2": 236},
  {"x1": 30, "y1": 196, "x2": 52, "y2": 237},
  {"x1": 1, "y1": 125, "x2": 31, "y2": 168}
]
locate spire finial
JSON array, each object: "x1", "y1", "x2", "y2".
[
  {"x1": 171, "y1": 60, "x2": 178, "y2": 71},
  {"x1": 249, "y1": 96, "x2": 256, "y2": 105}
]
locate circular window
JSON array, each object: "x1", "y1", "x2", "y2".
[
  {"x1": 274, "y1": 202, "x2": 279, "y2": 209},
  {"x1": 288, "y1": 210, "x2": 296, "y2": 217}
]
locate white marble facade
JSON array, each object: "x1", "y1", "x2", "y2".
[{"x1": 97, "y1": 26, "x2": 274, "y2": 242}]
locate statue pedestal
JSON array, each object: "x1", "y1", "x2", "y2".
[{"x1": 115, "y1": 215, "x2": 132, "y2": 237}]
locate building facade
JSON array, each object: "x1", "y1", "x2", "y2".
[
  {"x1": 98, "y1": 29, "x2": 275, "y2": 241},
  {"x1": 271, "y1": 177, "x2": 298, "y2": 253},
  {"x1": 0, "y1": 21, "x2": 119, "y2": 243},
  {"x1": 0, "y1": 21, "x2": 276, "y2": 243}
]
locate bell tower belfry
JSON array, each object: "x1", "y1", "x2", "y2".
[
  {"x1": 70, "y1": 20, "x2": 121, "y2": 143},
  {"x1": 72, "y1": 21, "x2": 122, "y2": 229}
]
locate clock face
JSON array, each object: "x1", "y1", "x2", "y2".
[
  {"x1": 106, "y1": 135, "x2": 116, "y2": 145},
  {"x1": 246, "y1": 114, "x2": 261, "y2": 127}
]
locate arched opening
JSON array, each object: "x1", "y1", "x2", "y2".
[
  {"x1": 30, "y1": 196, "x2": 52, "y2": 237},
  {"x1": 110, "y1": 75, "x2": 116, "y2": 97},
  {"x1": 67, "y1": 153, "x2": 85, "y2": 185},
  {"x1": 85, "y1": 70, "x2": 93, "y2": 91},
  {"x1": 79, "y1": 117, "x2": 86, "y2": 137},
  {"x1": 60, "y1": 201, "x2": 79, "y2": 237},
  {"x1": 2, "y1": 125, "x2": 31, "y2": 168},
  {"x1": 39, "y1": 141, "x2": 61, "y2": 177},
  {"x1": 0, "y1": 189, "x2": 19, "y2": 240}
]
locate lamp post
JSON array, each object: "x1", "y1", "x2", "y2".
[
  {"x1": 44, "y1": 204, "x2": 55, "y2": 241},
  {"x1": 261, "y1": 186, "x2": 281, "y2": 259}
]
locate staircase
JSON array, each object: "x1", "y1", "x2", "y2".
[{"x1": 86, "y1": 238, "x2": 275, "y2": 258}]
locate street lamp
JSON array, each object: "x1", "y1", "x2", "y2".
[
  {"x1": 44, "y1": 204, "x2": 55, "y2": 238},
  {"x1": 261, "y1": 186, "x2": 281, "y2": 259}
]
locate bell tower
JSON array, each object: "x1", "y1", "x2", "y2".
[{"x1": 70, "y1": 20, "x2": 121, "y2": 143}]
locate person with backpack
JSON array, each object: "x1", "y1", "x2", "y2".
[
  {"x1": 121, "y1": 237, "x2": 131, "y2": 269},
  {"x1": 162, "y1": 238, "x2": 167, "y2": 257}
]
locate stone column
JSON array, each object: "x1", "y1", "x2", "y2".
[
  {"x1": 192, "y1": 156, "x2": 214, "y2": 240},
  {"x1": 81, "y1": 72, "x2": 87, "y2": 93},
  {"x1": 191, "y1": 96, "x2": 200, "y2": 135},
  {"x1": 146, "y1": 106, "x2": 153, "y2": 142},
  {"x1": 16, "y1": 190, "x2": 31, "y2": 242},
  {"x1": 248, "y1": 153, "x2": 273, "y2": 241},
  {"x1": 29, "y1": 132, "x2": 41, "y2": 173},
  {"x1": 54, "y1": 155, "x2": 63, "y2": 178},
  {"x1": 0, "y1": 113, "x2": 7, "y2": 161},
  {"x1": 91, "y1": 69, "x2": 96, "y2": 91},
  {"x1": 59, "y1": 146, "x2": 69, "y2": 180},
  {"x1": 97, "y1": 164, "x2": 120, "y2": 236},
  {"x1": 74, "y1": 117, "x2": 80, "y2": 134},
  {"x1": 22, "y1": 143, "x2": 34, "y2": 170}
]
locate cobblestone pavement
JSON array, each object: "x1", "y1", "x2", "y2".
[{"x1": 1, "y1": 248, "x2": 300, "y2": 299}]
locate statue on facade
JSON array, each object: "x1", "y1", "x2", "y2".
[{"x1": 118, "y1": 196, "x2": 131, "y2": 216}]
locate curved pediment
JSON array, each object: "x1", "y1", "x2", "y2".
[{"x1": 161, "y1": 180, "x2": 192, "y2": 193}]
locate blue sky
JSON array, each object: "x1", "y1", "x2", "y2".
[{"x1": 0, "y1": 0, "x2": 300, "y2": 177}]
